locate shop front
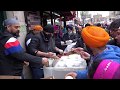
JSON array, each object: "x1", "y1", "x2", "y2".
[
  {"x1": 24, "y1": 11, "x2": 60, "y2": 33},
  {"x1": 0, "y1": 11, "x2": 7, "y2": 31}
]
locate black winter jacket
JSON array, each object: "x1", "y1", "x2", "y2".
[
  {"x1": 28, "y1": 32, "x2": 57, "y2": 67},
  {"x1": 0, "y1": 31, "x2": 43, "y2": 76},
  {"x1": 25, "y1": 31, "x2": 35, "y2": 53},
  {"x1": 28, "y1": 32, "x2": 56, "y2": 55}
]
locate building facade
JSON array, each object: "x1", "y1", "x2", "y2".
[{"x1": 109, "y1": 11, "x2": 120, "y2": 20}]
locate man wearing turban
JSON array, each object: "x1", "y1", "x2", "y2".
[
  {"x1": 25, "y1": 25, "x2": 43, "y2": 51},
  {"x1": 65, "y1": 26, "x2": 120, "y2": 79}
]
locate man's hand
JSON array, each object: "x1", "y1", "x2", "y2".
[
  {"x1": 71, "y1": 47, "x2": 84, "y2": 53},
  {"x1": 23, "y1": 61, "x2": 29, "y2": 66},
  {"x1": 47, "y1": 52, "x2": 55, "y2": 58},
  {"x1": 79, "y1": 51, "x2": 90, "y2": 60},
  {"x1": 71, "y1": 47, "x2": 90, "y2": 60},
  {"x1": 42, "y1": 58, "x2": 49, "y2": 67},
  {"x1": 47, "y1": 52, "x2": 59, "y2": 59},
  {"x1": 65, "y1": 72, "x2": 77, "y2": 79}
]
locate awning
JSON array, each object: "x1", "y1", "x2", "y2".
[{"x1": 53, "y1": 11, "x2": 76, "y2": 21}]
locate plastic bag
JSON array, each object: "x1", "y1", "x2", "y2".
[{"x1": 64, "y1": 42, "x2": 77, "y2": 53}]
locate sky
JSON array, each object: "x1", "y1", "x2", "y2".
[{"x1": 88, "y1": 11, "x2": 109, "y2": 17}]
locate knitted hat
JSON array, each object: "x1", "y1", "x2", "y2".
[
  {"x1": 3, "y1": 18, "x2": 19, "y2": 26},
  {"x1": 43, "y1": 24, "x2": 54, "y2": 33}
]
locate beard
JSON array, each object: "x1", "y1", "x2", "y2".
[
  {"x1": 115, "y1": 39, "x2": 120, "y2": 47},
  {"x1": 43, "y1": 31, "x2": 52, "y2": 41},
  {"x1": 85, "y1": 45, "x2": 93, "y2": 56},
  {"x1": 12, "y1": 30, "x2": 20, "y2": 38}
]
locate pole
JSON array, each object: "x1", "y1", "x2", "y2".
[
  {"x1": 63, "y1": 16, "x2": 66, "y2": 28},
  {"x1": 50, "y1": 11, "x2": 53, "y2": 25}
]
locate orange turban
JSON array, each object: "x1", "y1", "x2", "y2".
[
  {"x1": 33, "y1": 25, "x2": 43, "y2": 31},
  {"x1": 81, "y1": 26, "x2": 110, "y2": 48}
]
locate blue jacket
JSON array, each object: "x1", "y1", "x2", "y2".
[{"x1": 76, "y1": 45, "x2": 120, "y2": 79}]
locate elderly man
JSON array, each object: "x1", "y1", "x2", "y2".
[{"x1": 0, "y1": 18, "x2": 48, "y2": 79}]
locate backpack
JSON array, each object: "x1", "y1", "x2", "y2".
[{"x1": 93, "y1": 60, "x2": 120, "y2": 79}]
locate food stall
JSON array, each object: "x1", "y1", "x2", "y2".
[{"x1": 43, "y1": 53, "x2": 87, "y2": 79}]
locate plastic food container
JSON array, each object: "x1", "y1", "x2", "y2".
[
  {"x1": 43, "y1": 66, "x2": 86, "y2": 79},
  {"x1": 43, "y1": 54, "x2": 87, "y2": 79}
]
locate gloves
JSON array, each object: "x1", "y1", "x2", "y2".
[
  {"x1": 68, "y1": 40, "x2": 73, "y2": 43},
  {"x1": 66, "y1": 40, "x2": 73, "y2": 45},
  {"x1": 59, "y1": 49, "x2": 64, "y2": 54},
  {"x1": 61, "y1": 41, "x2": 65, "y2": 45}
]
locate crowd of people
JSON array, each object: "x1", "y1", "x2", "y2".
[{"x1": 0, "y1": 17, "x2": 120, "y2": 79}]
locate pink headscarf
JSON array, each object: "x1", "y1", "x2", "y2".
[{"x1": 53, "y1": 25, "x2": 59, "y2": 31}]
